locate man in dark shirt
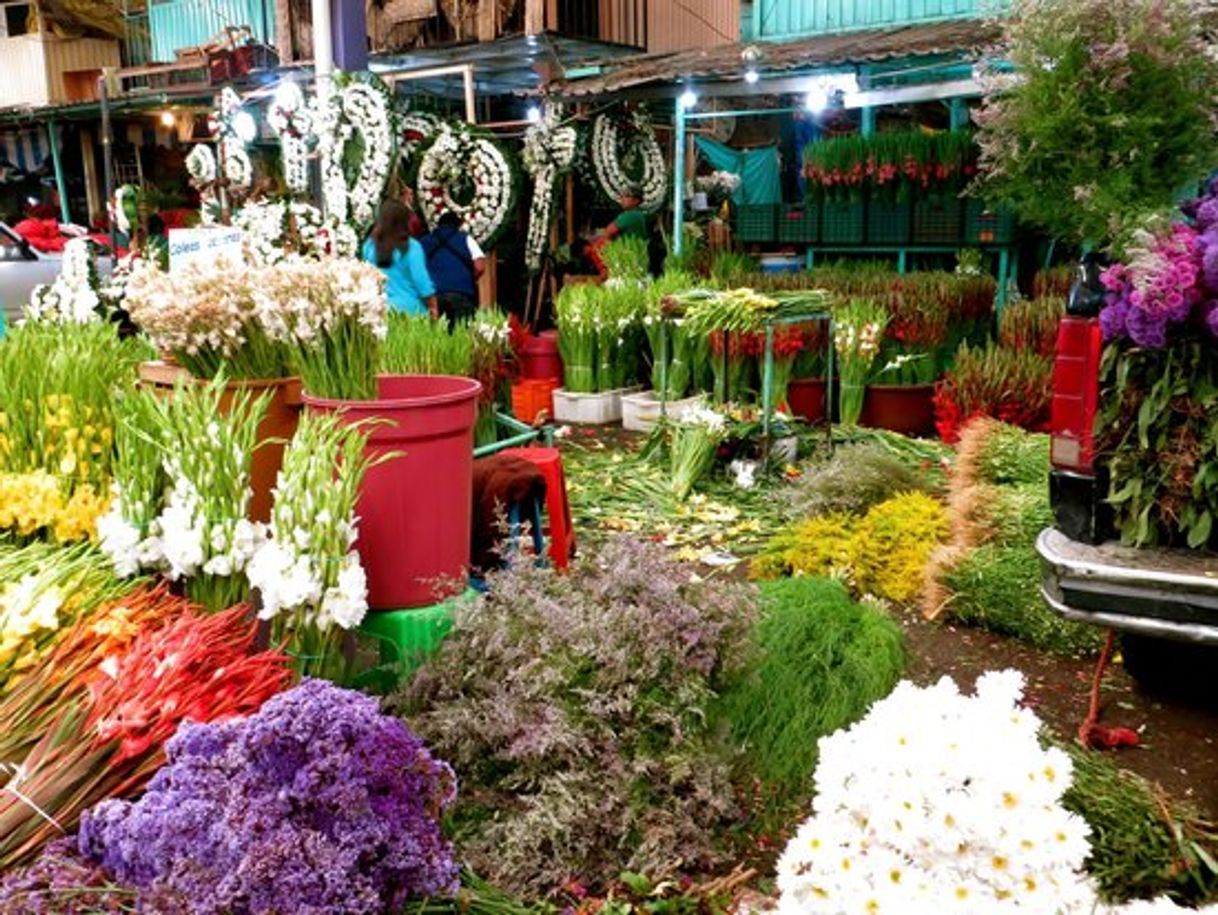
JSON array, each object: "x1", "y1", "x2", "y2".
[{"x1": 421, "y1": 211, "x2": 487, "y2": 328}]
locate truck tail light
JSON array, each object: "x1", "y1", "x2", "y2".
[{"x1": 1050, "y1": 316, "x2": 1102, "y2": 473}]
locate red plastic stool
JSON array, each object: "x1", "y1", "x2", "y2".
[{"x1": 500, "y1": 446, "x2": 575, "y2": 570}]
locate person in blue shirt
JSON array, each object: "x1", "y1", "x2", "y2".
[
  {"x1": 421, "y1": 211, "x2": 486, "y2": 329},
  {"x1": 362, "y1": 200, "x2": 438, "y2": 317}
]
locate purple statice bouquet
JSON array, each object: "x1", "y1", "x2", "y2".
[
  {"x1": 1100, "y1": 192, "x2": 1218, "y2": 348},
  {"x1": 78, "y1": 679, "x2": 459, "y2": 915}
]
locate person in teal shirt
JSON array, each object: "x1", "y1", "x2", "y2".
[
  {"x1": 596, "y1": 183, "x2": 649, "y2": 241},
  {"x1": 362, "y1": 200, "x2": 438, "y2": 317}
]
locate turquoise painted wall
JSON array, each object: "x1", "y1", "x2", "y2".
[
  {"x1": 148, "y1": 0, "x2": 274, "y2": 63},
  {"x1": 753, "y1": 0, "x2": 1008, "y2": 40}
]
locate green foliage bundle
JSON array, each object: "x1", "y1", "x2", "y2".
[
  {"x1": 397, "y1": 537, "x2": 758, "y2": 898},
  {"x1": 1098, "y1": 336, "x2": 1218, "y2": 548},
  {"x1": 974, "y1": 0, "x2": 1218, "y2": 251},
  {"x1": 719, "y1": 577, "x2": 905, "y2": 803},
  {"x1": 602, "y1": 236, "x2": 650, "y2": 281},
  {"x1": 926, "y1": 418, "x2": 1103, "y2": 654},
  {"x1": 1062, "y1": 741, "x2": 1218, "y2": 905},
  {"x1": 381, "y1": 312, "x2": 474, "y2": 376},
  {"x1": 0, "y1": 322, "x2": 151, "y2": 488},
  {"x1": 942, "y1": 543, "x2": 1103, "y2": 655}
]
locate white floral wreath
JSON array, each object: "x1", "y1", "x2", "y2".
[
  {"x1": 316, "y1": 75, "x2": 396, "y2": 234},
  {"x1": 590, "y1": 109, "x2": 667, "y2": 212},
  {"x1": 522, "y1": 104, "x2": 577, "y2": 272},
  {"x1": 233, "y1": 199, "x2": 359, "y2": 266},
  {"x1": 400, "y1": 113, "x2": 440, "y2": 163},
  {"x1": 417, "y1": 123, "x2": 514, "y2": 247},
  {"x1": 266, "y1": 81, "x2": 313, "y2": 194},
  {"x1": 213, "y1": 87, "x2": 253, "y2": 189}
]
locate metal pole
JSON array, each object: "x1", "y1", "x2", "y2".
[
  {"x1": 762, "y1": 321, "x2": 774, "y2": 465},
  {"x1": 48, "y1": 121, "x2": 70, "y2": 225},
  {"x1": 99, "y1": 76, "x2": 116, "y2": 253},
  {"x1": 463, "y1": 67, "x2": 476, "y2": 123},
  {"x1": 311, "y1": 0, "x2": 334, "y2": 103},
  {"x1": 672, "y1": 96, "x2": 686, "y2": 256}
]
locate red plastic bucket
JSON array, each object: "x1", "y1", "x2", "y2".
[
  {"x1": 303, "y1": 374, "x2": 481, "y2": 610},
  {"x1": 519, "y1": 330, "x2": 563, "y2": 380},
  {"x1": 787, "y1": 377, "x2": 828, "y2": 424}
]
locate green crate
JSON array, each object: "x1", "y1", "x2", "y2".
[
  {"x1": 866, "y1": 199, "x2": 911, "y2": 244},
  {"x1": 821, "y1": 199, "x2": 865, "y2": 244},
  {"x1": 736, "y1": 204, "x2": 778, "y2": 242},
  {"x1": 912, "y1": 196, "x2": 963, "y2": 244},
  {"x1": 777, "y1": 204, "x2": 820, "y2": 243},
  {"x1": 964, "y1": 199, "x2": 1016, "y2": 245},
  {"x1": 350, "y1": 590, "x2": 475, "y2": 691}
]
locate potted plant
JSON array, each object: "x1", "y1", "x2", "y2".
[
  {"x1": 786, "y1": 320, "x2": 829, "y2": 424},
  {"x1": 553, "y1": 282, "x2": 644, "y2": 424}
]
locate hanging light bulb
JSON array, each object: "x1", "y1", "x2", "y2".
[
  {"x1": 744, "y1": 68, "x2": 760, "y2": 85},
  {"x1": 159, "y1": 110, "x2": 175, "y2": 128},
  {"x1": 526, "y1": 104, "x2": 542, "y2": 124},
  {"x1": 678, "y1": 89, "x2": 698, "y2": 110}
]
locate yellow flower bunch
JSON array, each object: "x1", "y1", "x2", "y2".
[
  {"x1": 0, "y1": 471, "x2": 112, "y2": 543},
  {"x1": 39, "y1": 394, "x2": 114, "y2": 484},
  {"x1": 751, "y1": 491, "x2": 949, "y2": 605}
]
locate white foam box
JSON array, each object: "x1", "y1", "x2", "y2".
[
  {"x1": 620, "y1": 391, "x2": 702, "y2": 432},
  {"x1": 552, "y1": 386, "x2": 641, "y2": 425}
]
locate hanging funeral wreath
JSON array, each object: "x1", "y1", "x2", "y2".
[
  {"x1": 521, "y1": 103, "x2": 577, "y2": 272},
  {"x1": 590, "y1": 108, "x2": 667, "y2": 212},
  {"x1": 416, "y1": 123, "x2": 515, "y2": 247},
  {"x1": 211, "y1": 87, "x2": 254, "y2": 190},
  {"x1": 185, "y1": 145, "x2": 217, "y2": 185},
  {"x1": 400, "y1": 113, "x2": 441, "y2": 163},
  {"x1": 316, "y1": 72, "x2": 397, "y2": 235},
  {"x1": 266, "y1": 81, "x2": 313, "y2": 194}
]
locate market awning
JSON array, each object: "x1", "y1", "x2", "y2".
[
  {"x1": 0, "y1": 126, "x2": 52, "y2": 180},
  {"x1": 544, "y1": 18, "x2": 1004, "y2": 98}
]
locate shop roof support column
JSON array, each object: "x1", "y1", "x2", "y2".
[
  {"x1": 48, "y1": 121, "x2": 70, "y2": 225},
  {"x1": 672, "y1": 95, "x2": 687, "y2": 256}
]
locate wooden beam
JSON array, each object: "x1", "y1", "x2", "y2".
[
  {"x1": 476, "y1": 0, "x2": 498, "y2": 42},
  {"x1": 80, "y1": 127, "x2": 101, "y2": 226},
  {"x1": 524, "y1": 0, "x2": 545, "y2": 34}
]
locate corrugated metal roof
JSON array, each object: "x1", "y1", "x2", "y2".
[{"x1": 548, "y1": 18, "x2": 1003, "y2": 96}]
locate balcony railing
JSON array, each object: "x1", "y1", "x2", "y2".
[
  {"x1": 147, "y1": 0, "x2": 273, "y2": 62},
  {"x1": 752, "y1": 0, "x2": 1008, "y2": 41}
]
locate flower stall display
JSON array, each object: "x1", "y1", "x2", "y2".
[
  {"x1": 589, "y1": 108, "x2": 667, "y2": 212},
  {"x1": 0, "y1": 602, "x2": 291, "y2": 870},
  {"x1": 23, "y1": 238, "x2": 104, "y2": 325},
  {"x1": 933, "y1": 342, "x2": 1053, "y2": 443},
  {"x1": 804, "y1": 129, "x2": 977, "y2": 202},
  {"x1": 521, "y1": 103, "x2": 577, "y2": 272},
  {"x1": 775, "y1": 670, "x2": 1098, "y2": 914},
  {"x1": 1096, "y1": 188, "x2": 1218, "y2": 549},
  {"x1": 974, "y1": 0, "x2": 1218, "y2": 252},
  {"x1": 317, "y1": 72, "x2": 397, "y2": 236},
  {"x1": 78, "y1": 679, "x2": 458, "y2": 915},
  {"x1": 246, "y1": 413, "x2": 378, "y2": 678},
  {"x1": 832, "y1": 299, "x2": 888, "y2": 425},
  {"x1": 554, "y1": 282, "x2": 644, "y2": 397},
  {"x1": 416, "y1": 122, "x2": 516, "y2": 246},
  {"x1": 265, "y1": 80, "x2": 313, "y2": 194}
]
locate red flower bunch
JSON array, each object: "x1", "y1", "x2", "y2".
[{"x1": 932, "y1": 344, "x2": 1053, "y2": 443}]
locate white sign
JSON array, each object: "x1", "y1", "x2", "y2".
[{"x1": 167, "y1": 227, "x2": 244, "y2": 270}]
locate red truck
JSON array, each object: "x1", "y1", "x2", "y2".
[{"x1": 1036, "y1": 256, "x2": 1218, "y2": 691}]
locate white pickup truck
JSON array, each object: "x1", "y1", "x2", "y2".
[{"x1": 1036, "y1": 257, "x2": 1218, "y2": 691}]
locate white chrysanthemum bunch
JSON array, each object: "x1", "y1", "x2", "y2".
[
  {"x1": 24, "y1": 239, "x2": 101, "y2": 325},
  {"x1": 417, "y1": 123, "x2": 514, "y2": 246},
  {"x1": 776, "y1": 671, "x2": 1098, "y2": 915},
  {"x1": 523, "y1": 104, "x2": 578, "y2": 271},
  {"x1": 590, "y1": 109, "x2": 667, "y2": 212},
  {"x1": 694, "y1": 170, "x2": 742, "y2": 202},
  {"x1": 246, "y1": 412, "x2": 377, "y2": 677},
  {"x1": 185, "y1": 145, "x2": 217, "y2": 184}
]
